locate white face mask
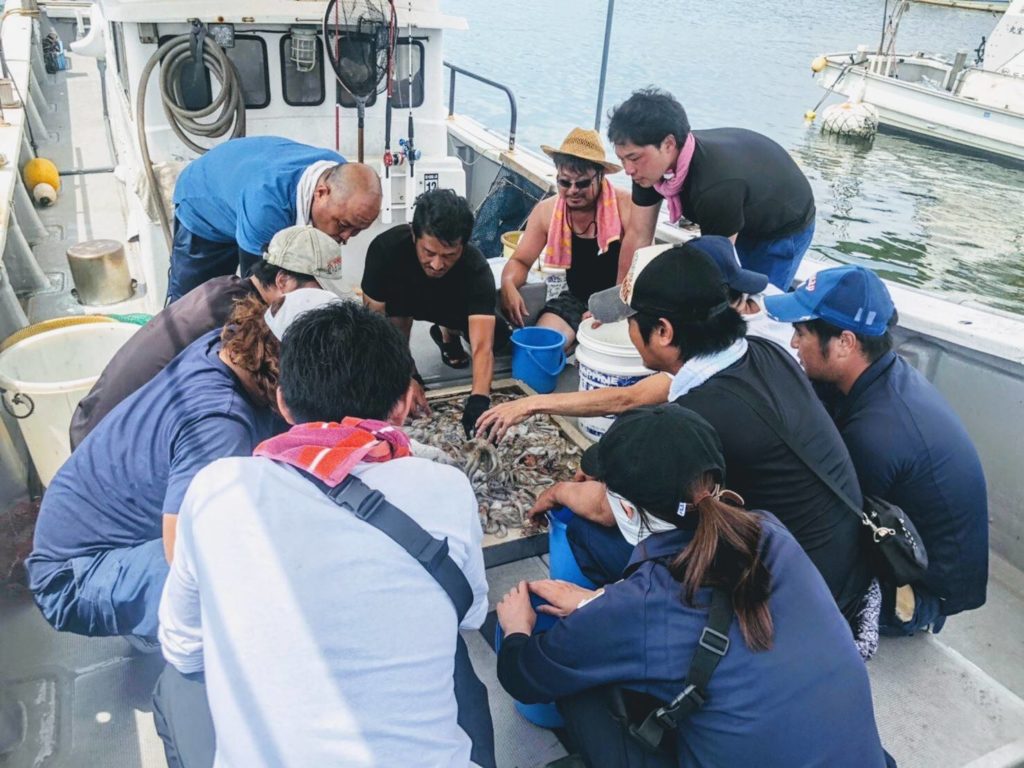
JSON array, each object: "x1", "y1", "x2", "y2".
[{"x1": 606, "y1": 490, "x2": 680, "y2": 545}]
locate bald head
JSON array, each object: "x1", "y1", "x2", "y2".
[
  {"x1": 325, "y1": 162, "x2": 382, "y2": 198},
  {"x1": 310, "y1": 163, "x2": 382, "y2": 244}
]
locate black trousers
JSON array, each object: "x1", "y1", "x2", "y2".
[{"x1": 152, "y1": 666, "x2": 215, "y2": 768}]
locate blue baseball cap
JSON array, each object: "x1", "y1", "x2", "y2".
[
  {"x1": 763, "y1": 265, "x2": 895, "y2": 337},
  {"x1": 686, "y1": 236, "x2": 769, "y2": 296}
]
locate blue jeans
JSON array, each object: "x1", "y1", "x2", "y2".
[
  {"x1": 31, "y1": 538, "x2": 169, "y2": 639},
  {"x1": 879, "y1": 583, "x2": 946, "y2": 636},
  {"x1": 167, "y1": 215, "x2": 246, "y2": 304},
  {"x1": 735, "y1": 221, "x2": 815, "y2": 291},
  {"x1": 566, "y1": 516, "x2": 634, "y2": 587}
]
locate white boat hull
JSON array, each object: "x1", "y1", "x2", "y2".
[{"x1": 819, "y1": 61, "x2": 1024, "y2": 162}]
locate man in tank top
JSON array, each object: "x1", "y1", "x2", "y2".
[{"x1": 499, "y1": 128, "x2": 632, "y2": 351}]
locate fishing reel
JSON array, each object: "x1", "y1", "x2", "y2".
[
  {"x1": 383, "y1": 150, "x2": 405, "y2": 168},
  {"x1": 398, "y1": 138, "x2": 421, "y2": 163}
]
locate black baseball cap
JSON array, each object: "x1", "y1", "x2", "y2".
[
  {"x1": 588, "y1": 243, "x2": 730, "y2": 324},
  {"x1": 581, "y1": 405, "x2": 726, "y2": 521}
]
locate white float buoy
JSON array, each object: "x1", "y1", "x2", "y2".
[
  {"x1": 820, "y1": 101, "x2": 879, "y2": 140},
  {"x1": 32, "y1": 182, "x2": 57, "y2": 207}
]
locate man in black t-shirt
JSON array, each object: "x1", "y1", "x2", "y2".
[
  {"x1": 362, "y1": 189, "x2": 507, "y2": 436},
  {"x1": 607, "y1": 88, "x2": 816, "y2": 291},
  {"x1": 529, "y1": 244, "x2": 870, "y2": 622}
]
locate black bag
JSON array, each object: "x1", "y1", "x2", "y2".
[
  {"x1": 724, "y1": 385, "x2": 929, "y2": 587},
  {"x1": 861, "y1": 495, "x2": 928, "y2": 586}
]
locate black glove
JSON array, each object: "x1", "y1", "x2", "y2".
[{"x1": 462, "y1": 394, "x2": 491, "y2": 439}]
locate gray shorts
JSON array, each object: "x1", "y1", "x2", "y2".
[{"x1": 538, "y1": 291, "x2": 588, "y2": 335}]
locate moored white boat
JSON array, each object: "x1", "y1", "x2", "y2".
[{"x1": 814, "y1": 0, "x2": 1024, "y2": 162}]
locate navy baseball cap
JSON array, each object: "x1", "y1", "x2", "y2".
[
  {"x1": 588, "y1": 243, "x2": 729, "y2": 324},
  {"x1": 686, "y1": 236, "x2": 769, "y2": 295},
  {"x1": 764, "y1": 265, "x2": 895, "y2": 337}
]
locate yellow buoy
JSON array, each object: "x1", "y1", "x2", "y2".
[
  {"x1": 804, "y1": 110, "x2": 817, "y2": 122},
  {"x1": 24, "y1": 157, "x2": 61, "y2": 207},
  {"x1": 811, "y1": 56, "x2": 828, "y2": 73}
]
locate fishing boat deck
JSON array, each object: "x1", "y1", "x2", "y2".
[{"x1": 4, "y1": 32, "x2": 1024, "y2": 768}]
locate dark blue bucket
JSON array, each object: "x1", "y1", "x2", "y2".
[
  {"x1": 511, "y1": 327, "x2": 566, "y2": 394},
  {"x1": 494, "y1": 595, "x2": 565, "y2": 729}
]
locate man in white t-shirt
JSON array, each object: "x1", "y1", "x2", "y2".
[
  {"x1": 154, "y1": 301, "x2": 491, "y2": 768},
  {"x1": 475, "y1": 236, "x2": 795, "y2": 440}
]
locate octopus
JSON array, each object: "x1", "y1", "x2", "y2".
[{"x1": 405, "y1": 391, "x2": 582, "y2": 538}]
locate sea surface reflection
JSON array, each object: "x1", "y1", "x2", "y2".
[{"x1": 444, "y1": 0, "x2": 1024, "y2": 313}]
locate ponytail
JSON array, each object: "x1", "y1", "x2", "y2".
[
  {"x1": 220, "y1": 294, "x2": 282, "y2": 409},
  {"x1": 668, "y1": 473, "x2": 774, "y2": 651}
]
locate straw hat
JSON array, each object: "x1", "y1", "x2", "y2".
[{"x1": 541, "y1": 127, "x2": 622, "y2": 174}]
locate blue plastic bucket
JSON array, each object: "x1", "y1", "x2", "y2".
[
  {"x1": 547, "y1": 507, "x2": 597, "y2": 589},
  {"x1": 511, "y1": 327, "x2": 566, "y2": 394},
  {"x1": 494, "y1": 595, "x2": 565, "y2": 729}
]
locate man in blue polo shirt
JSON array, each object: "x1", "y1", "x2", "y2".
[
  {"x1": 169, "y1": 136, "x2": 382, "y2": 301},
  {"x1": 766, "y1": 266, "x2": 989, "y2": 634}
]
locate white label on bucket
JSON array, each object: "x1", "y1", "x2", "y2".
[{"x1": 577, "y1": 361, "x2": 651, "y2": 439}]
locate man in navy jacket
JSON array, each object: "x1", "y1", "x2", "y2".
[{"x1": 767, "y1": 265, "x2": 988, "y2": 634}]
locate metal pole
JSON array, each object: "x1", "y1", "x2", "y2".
[{"x1": 594, "y1": 0, "x2": 615, "y2": 132}]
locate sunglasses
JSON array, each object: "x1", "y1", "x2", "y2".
[{"x1": 557, "y1": 175, "x2": 598, "y2": 191}]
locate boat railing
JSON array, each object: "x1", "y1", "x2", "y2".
[{"x1": 444, "y1": 61, "x2": 518, "y2": 152}]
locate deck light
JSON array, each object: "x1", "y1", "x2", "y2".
[{"x1": 290, "y1": 27, "x2": 319, "y2": 73}]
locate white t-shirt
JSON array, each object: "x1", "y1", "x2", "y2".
[
  {"x1": 744, "y1": 287, "x2": 799, "y2": 359},
  {"x1": 159, "y1": 455, "x2": 488, "y2": 768}
]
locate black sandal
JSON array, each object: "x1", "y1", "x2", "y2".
[{"x1": 429, "y1": 324, "x2": 470, "y2": 369}]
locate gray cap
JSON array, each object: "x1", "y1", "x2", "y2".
[
  {"x1": 587, "y1": 243, "x2": 673, "y2": 323},
  {"x1": 265, "y1": 225, "x2": 343, "y2": 287}
]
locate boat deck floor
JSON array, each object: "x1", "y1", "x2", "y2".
[
  {"x1": 4, "y1": 44, "x2": 1024, "y2": 768},
  {"x1": 3, "y1": 547, "x2": 1024, "y2": 768}
]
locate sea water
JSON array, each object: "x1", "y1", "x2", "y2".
[{"x1": 444, "y1": 0, "x2": 1024, "y2": 314}]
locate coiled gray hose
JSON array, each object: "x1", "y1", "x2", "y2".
[{"x1": 136, "y1": 31, "x2": 246, "y2": 249}]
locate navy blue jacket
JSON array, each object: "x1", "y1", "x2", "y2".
[
  {"x1": 824, "y1": 352, "x2": 988, "y2": 615},
  {"x1": 498, "y1": 515, "x2": 886, "y2": 768}
]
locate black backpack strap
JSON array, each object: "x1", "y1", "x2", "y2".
[
  {"x1": 296, "y1": 469, "x2": 474, "y2": 624},
  {"x1": 721, "y1": 382, "x2": 878, "y2": 533},
  {"x1": 629, "y1": 587, "x2": 732, "y2": 751}
]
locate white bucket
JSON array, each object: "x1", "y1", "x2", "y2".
[
  {"x1": 0, "y1": 322, "x2": 140, "y2": 486},
  {"x1": 575, "y1": 318, "x2": 655, "y2": 439}
]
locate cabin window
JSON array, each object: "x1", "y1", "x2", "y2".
[
  {"x1": 333, "y1": 38, "x2": 424, "y2": 109},
  {"x1": 281, "y1": 34, "x2": 325, "y2": 106},
  {"x1": 157, "y1": 34, "x2": 269, "y2": 111},
  {"x1": 159, "y1": 34, "x2": 212, "y2": 111},
  {"x1": 392, "y1": 39, "x2": 424, "y2": 109},
  {"x1": 226, "y1": 35, "x2": 270, "y2": 110}
]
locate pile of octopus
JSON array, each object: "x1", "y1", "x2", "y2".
[{"x1": 21, "y1": 87, "x2": 987, "y2": 768}]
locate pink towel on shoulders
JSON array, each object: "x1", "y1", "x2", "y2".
[
  {"x1": 653, "y1": 132, "x2": 696, "y2": 225},
  {"x1": 542, "y1": 177, "x2": 622, "y2": 269},
  {"x1": 254, "y1": 417, "x2": 411, "y2": 488}
]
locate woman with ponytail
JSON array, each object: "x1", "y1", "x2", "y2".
[{"x1": 496, "y1": 404, "x2": 890, "y2": 768}]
